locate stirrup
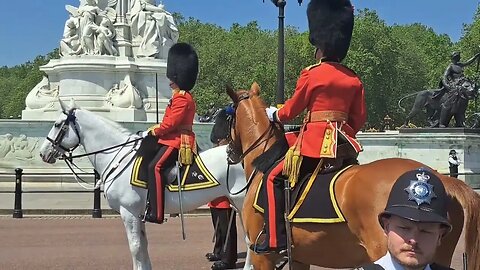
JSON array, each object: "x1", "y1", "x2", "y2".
[
  {"x1": 250, "y1": 225, "x2": 286, "y2": 255},
  {"x1": 140, "y1": 201, "x2": 151, "y2": 223}
]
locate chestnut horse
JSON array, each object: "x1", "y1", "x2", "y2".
[{"x1": 225, "y1": 82, "x2": 480, "y2": 270}]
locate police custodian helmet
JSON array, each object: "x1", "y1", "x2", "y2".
[
  {"x1": 307, "y1": 0, "x2": 354, "y2": 62},
  {"x1": 166, "y1": 43, "x2": 199, "y2": 91},
  {"x1": 379, "y1": 168, "x2": 452, "y2": 231}
]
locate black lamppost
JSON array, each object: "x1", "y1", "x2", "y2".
[
  {"x1": 268, "y1": 0, "x2": 303, "y2": 107},
  {"x1": 271, "y1": 0, "x2": 286, "y2": 107}
]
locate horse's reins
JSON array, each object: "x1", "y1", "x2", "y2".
[
  {"x1": 224, "y1": 92, "x2": 278, "y2": 195},
  {"x1": 46, "y1": 109, "x2": 142, "y2": 188}
]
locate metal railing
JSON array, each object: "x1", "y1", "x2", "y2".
[
  {"x1": 0, "y1": 168, "x2": 102, "y2": 219},
  {"x1": 0, "y1": 168, "x2": 478, "y2": 219}
]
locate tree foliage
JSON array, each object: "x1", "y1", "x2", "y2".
[{"x1": 2, "y1": 6, "x2": 480, "y2": 128}]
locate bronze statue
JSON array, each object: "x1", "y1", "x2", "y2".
[
  {"x1": 432, "y1": 51, "x2": 480, "y2": 99},
  {"x1": 399, "y1": 51, "x2": 480, "y2": 128}
]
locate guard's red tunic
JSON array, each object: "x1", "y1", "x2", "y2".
[
  {"x1": 276, "y1": 61, "x2": 367, "y2": 158},
  {"x1": 148, "y1": 89, "x2": 196, "y2": 149}
]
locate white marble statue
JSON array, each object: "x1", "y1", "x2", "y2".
[
  {"x1": 96, "y1": 17, "x2": 119, "y2": 55},
  {"x1": 12, "y1": 134, "x2": 37, "y2": 160},
  {"x1": 25, "y1": 77, "x2": 59, "y2": 110},
  {"x1": 105, "y1": 74, "x2": 143, "y2": 108},
  {"x1": 63, "y1": 0, "x2": 118, "y2": 56},
  {"x1": 60, "y1": 15, "x2": 82, "y2": 56},
  {"x1": 129, "y1": 0, "x2": 179, "y2": 58},
  {"x1": 0, "y1": 134, "x2": 15, "y2": 159}
]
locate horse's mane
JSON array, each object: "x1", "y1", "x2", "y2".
[
  {"x1": 80, "y1": 109, "x2": 132, "y2": 135},
  {"x1": 249, "y1": 97, "x2": 290, "y2": 172},
  {"x1": 251, "y1": 134, "x2": 289, "y2": 173}
]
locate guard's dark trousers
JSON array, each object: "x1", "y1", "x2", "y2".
[
  {"x1": 210, "y1": 208, "x2": 238, "y2": 266},
  {"x1": 261, "y1": 157, "x2": 322, "y2": 251},
  {"x1": 146, "y1": 145, "x2": 178, "y2": 224}
]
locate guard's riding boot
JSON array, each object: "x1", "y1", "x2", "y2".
[{"x1": 251, "y1": 177, "x2": 287, "y2": 255}]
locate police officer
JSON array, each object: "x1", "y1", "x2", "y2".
[
  {"x1": 256, "y1": 0, "x2": 367, "y2": 254},
  {"x1": 142, "y1": 42, "x2": 199, "y2": 223},
  {"x1": 356, "y1": 168, "x2": 453, "y2": 270},
  {"x1": 448, "y1": 150, "x2": 460, "y2": 178}
]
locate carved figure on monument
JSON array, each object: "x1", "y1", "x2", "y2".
[
  {"x1": 105, "y1": 74, "x2": 143, "y2": 108},
  {"x1": 12, "y1": 134, "x2": 37, "y2": 160},
  {"x1": 0, "y1": 134, "x2": 15, "y2": 159},
  {"x1": 60, "y1": 15, "x2": 82, "y2": 56},
  {"x1": 96, "y1": 17, "x2": 119, "y2": 55},
  {"x1": 129, "y1": 0, "x2": 179, "y2": 58},
  {"x1": 64, "y1": 0, "x2": 118, "y2": 56},
  {"x1": 25, "y1": 76, "x2": 59, "y2": 110}
]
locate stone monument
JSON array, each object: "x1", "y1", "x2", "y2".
[
  {"x1": 0, "y1": 0, "x2": 213, "y2": 184},
  {"x1": 21, "y1": 0, "x2": 179, "y2": 122}
]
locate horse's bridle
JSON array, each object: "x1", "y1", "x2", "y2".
[
  {"x1": 46, "y1": 109, "x2": 82, "y2": 159},
  {"x1": 225, "y1": 92, "x2": 276, "y2": 164},
  {"x1": 45, "y1": 108, "x2": 142, "y2": 186},
  {"x1": 47, "y1": 108, "x2": 142, "y2": 161}
]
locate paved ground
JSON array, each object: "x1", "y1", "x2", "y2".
[{"x1": 0, "y1": 215, "x2": 466, "y2": 270}]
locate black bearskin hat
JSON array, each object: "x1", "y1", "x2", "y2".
[
  {"x1": 166, "y1": 43, "x2": 199, "y2": 91},
  {"x1": 307, "y1": 0, "x2": 354, "y2": 62}
]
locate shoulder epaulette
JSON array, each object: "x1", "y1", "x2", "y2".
[
  {"x1": 172, "y1": 89, "x2": 186, "y2": 95},
  {"x1": 305, "y1": 62, "x2": 322, "y2": 71}
]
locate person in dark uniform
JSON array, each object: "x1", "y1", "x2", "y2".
[
  {"x1": 356, "y1": 168, "x2": 453, "y2": 270},
  {"x1": 205, "y1": 108, "x2": 238, "y2": 270},
  {"x1": 256, "y1": 0, "x2": 366, "y2": 254},
  {"x1": 206, "y1": 197, "x2": 238, "y2": 270},
  {"x1": 141, "y1": 42, "x2": 199, "y2": 224},
  {"x1": 448, "y1": 149, "x2": 460, "y2": 178}
]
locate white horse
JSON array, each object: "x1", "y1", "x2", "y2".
[{"x1": 38, "y1": 100, "x2": 251, "y2": 270}]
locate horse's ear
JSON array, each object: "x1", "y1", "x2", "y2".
[
  {"x1": 59, "y1": 98, "x2": 69, "y2": 112},
  {"x1": 226, "y1": 84, "x2": 238, "y2": 103},
  {"x1": 251, "y1": 82, "x2": 260, "y2": 96},
  {"x1": 68, "y1": 98, "x2": 78, "y2": 110}
]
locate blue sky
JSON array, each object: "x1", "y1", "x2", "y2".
[{"x1": 0, "y1": 0, "x2": 478, "y2": 67}]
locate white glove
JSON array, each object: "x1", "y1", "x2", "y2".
[
  {"x1": 265, "y1": 106, "x2": 278, "y2": 122},
  {"x1": 141, "y1": 130, "x2": 149, "y2": 138}
]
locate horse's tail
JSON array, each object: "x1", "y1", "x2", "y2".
[
  {"x1": 398, "y1": 91, "x2": 421, "y2": 112},
  {"x1": 444, "y1": 177, "x2": 480, "y2": 269}
]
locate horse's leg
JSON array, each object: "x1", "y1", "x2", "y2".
[
  {"x1": 236, "y1": 212, "x2": 254, "y2": 270},
  {"x1": 120, "y1": 207, "x2": 152, "y2": 270},
  {"x1": 243, "y1": 236, "x2": 253, "y2": 270},
  {"x1": 249, "y1": 254, "x2": 277, "y2": 270}
]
